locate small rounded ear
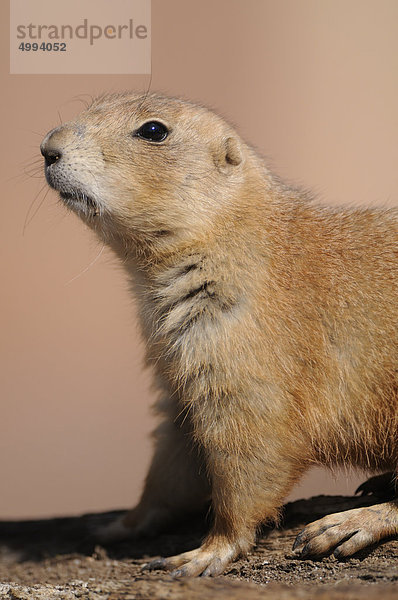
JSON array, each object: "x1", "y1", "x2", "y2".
[{"x1": 213, "y1": 136, "x2": 242, "y2": 173}]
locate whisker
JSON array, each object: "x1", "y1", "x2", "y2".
[
  {"x1": 134, "y1": 69, "x2": 153, "y2": 115},
  {"x1": 6, "y1": 156, "x2": 44, "y2": 184},
  {"x1": 23, "y1": 162, "x2": 44, "y2": 176},
  {"x1": 15, "y1": 127, "x2": 47, "y2": 138},
  {"x1": 25, "y1": 172, "x2": 43, "y2": 180},
  {"x1": 22, "y1": 171, "x2": 43, "y2": 181},
  {"x1": 25, "y1": 163, "x2": 43, "y2": 171},
  {"x1": 26, "y1": 129, "x2": 46, "y2": 138},
  {"x1": 5, "y1": 168, "x2": 41, "y2": 184},
  {"x1": 23, "y1": 184, "x2": 50, "y2": 234},
  {"x1": 64, "y1": 244, "x2": 106, "y2": 285},
  {"x1": 70, "y1": 94, "x2": 94, "y2": 110},
  {"x1": 24, "y1": 156, "x2": 43, "y2": 165}
]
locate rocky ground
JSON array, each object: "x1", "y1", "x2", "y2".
[{"x1": 0, "y1": 492, "x2": 398, "y2": 599}]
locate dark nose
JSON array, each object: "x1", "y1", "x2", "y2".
[
  {"x1": 41, "y1": 147, "x2": 62, "y2": 166},
  {"x1": 40, "y1": 129, "x2": 63, "y2": 167}
]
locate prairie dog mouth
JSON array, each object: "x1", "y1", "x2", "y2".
[
  {"x1": 43, "y1": 161, "x2": 101, "y2": 217},
  {"x1": 60, "y1": 189, "x2": 99, "y2": 213}
]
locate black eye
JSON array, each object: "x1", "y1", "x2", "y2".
[{"x1": 134, "y1": 121, "x2": 169, "y2": 142}]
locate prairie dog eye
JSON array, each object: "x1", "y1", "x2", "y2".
[{"x1": 134, "y1": 121, "x2": 169, "y2": 142}]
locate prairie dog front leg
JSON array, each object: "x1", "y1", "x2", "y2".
[{"x1": 147, "y1": 417, "x2": 305, "y2": 577}]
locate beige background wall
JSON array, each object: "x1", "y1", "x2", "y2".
[{"x1": 1, "y1": 0, "x2": 398, "y2": 518}]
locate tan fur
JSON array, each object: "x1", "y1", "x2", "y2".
[{"x1": 40, "y1": 92, "x2": 398, "y2": 576}]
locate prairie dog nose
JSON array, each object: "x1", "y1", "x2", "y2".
[
  {"x1": 40, "y1": 127, "x2": 64, "y2": 166},
  {"x1": 41, "y1": 147, "x2": 62, "y2": 166}
]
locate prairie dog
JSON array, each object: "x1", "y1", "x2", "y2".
[{"x1": 40, "y1": 92, "x2": 398, "y2": 577}]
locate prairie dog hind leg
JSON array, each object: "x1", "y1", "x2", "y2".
[{"x1": 96, "y1": 414, "x2": 211, "y2": 543}]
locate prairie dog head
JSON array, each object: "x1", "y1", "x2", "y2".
[{"x1": 40, "y1": 92, "x2": 250, "y2": 251}]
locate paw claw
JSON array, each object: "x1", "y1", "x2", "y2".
[
  {"x1": 170, "y1": 568, "x2": 184, "y2": 578},
  {"x1": 354, "y1": 472, "x2": 396, "y2": 498},
  {"x1": 201, "y1": 558, "x2": 223, "y2": 577},
  {"x1": 142, "y1": 557, "x2": 167, "y2": 571},
  {"x1": 143, "y1": 540, "x2": 240, "y2": 577},
  {"x1": 292, "y1": 531, "x2": 305, "y2": 551},
  {"x1": 298, "y1": 543, "x2": 312, "y2": 559},
  {"x1": 292, "y1": 504, "x2": 397, "y2": 561}
]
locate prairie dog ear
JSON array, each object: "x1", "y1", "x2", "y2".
[{"x1": 213, "y1": 136, "x2": 242, "y2": 173}]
